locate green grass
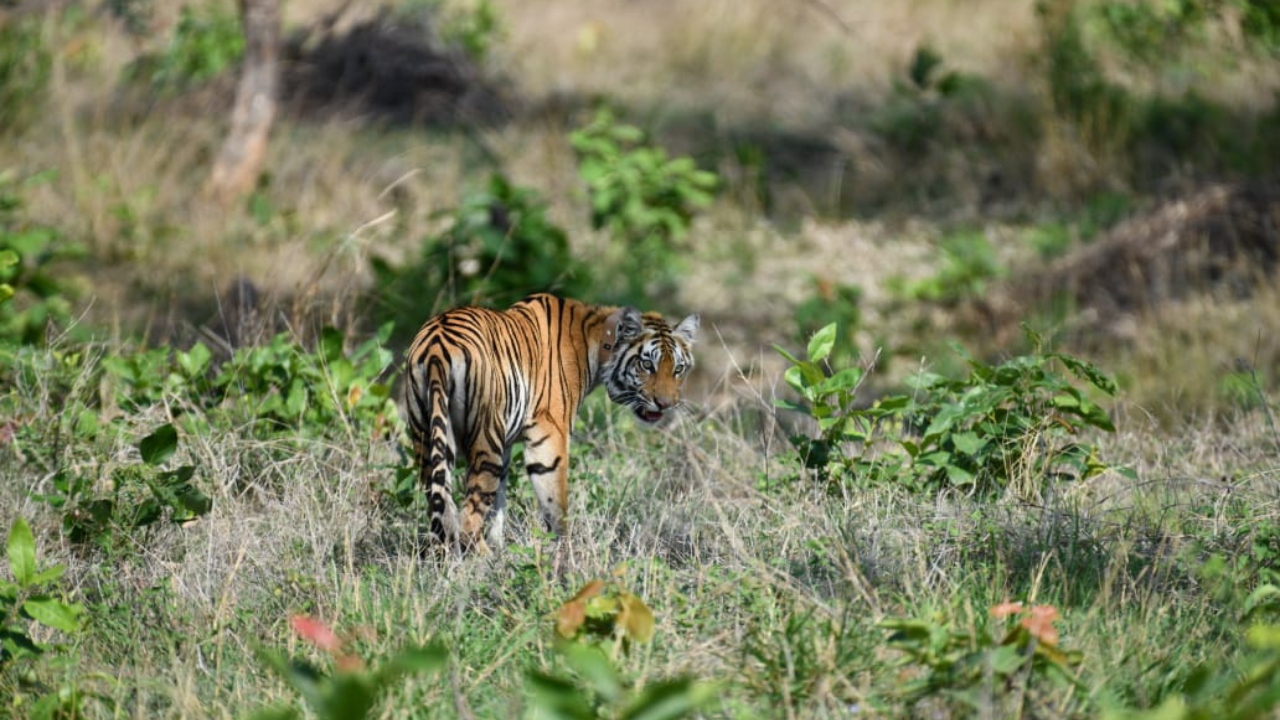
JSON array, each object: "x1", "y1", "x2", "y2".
[{"x1": 2, "y1": 335, "x2": 1277, "y2": 716}]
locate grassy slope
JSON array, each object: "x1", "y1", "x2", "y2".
[{"x1": 2, "y1": 0, "x2": 1279, "y2": 717}]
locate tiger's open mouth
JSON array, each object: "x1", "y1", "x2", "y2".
[{"x1": 635, "y1": 408, "x2": 665, "y2": 424}]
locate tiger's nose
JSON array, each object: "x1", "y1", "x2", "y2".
[{"x1": 655, "y1": 396, "x2": 675, "y2": 410}]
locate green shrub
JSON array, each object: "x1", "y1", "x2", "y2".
[
  {"x1": 1242, "y1": 0, "x2": 1280, "y2": 54},
  {"x1": 0, "y1": 173, "x2": 82, "y2": 346},
  {"x1": 0, "y1": 18, "x2": 50, "y2": 135},
  {"x1": 894, "y1": 229, "x2": 1004, "y2": 305},
  {"x1": 880, "y1": 601, "x2": 1082, "y2": 717},
  {"x1": 126, "y1": 3, "x2": 244, "y2": 90},
  {"x1": 439, "y1": 0, "x2": 502, "y2": 64},
  {"x1": 793, "y1": 278, "x2": 862, "y2": 366},
  {"x1": 872, "y1": 45, "x2": 991, "y2": 157},
  {"x1": 29, "y1": 424, "x2": 211, "y2": 548},
  {"x1": 249, "y1": 615, "x2": 447, "y2": 720},
  {"x1": 533, "y1": 577, "x2": 714, "y2": 720},
  {"x1": 776, "y1": 323, "x2": 1126, "y2": 498},
  {"x1": 102, "y1": 325, "x2": 398, "y2": 441},
  {"x1": 1, "y1": 518, "x2": 86, "y2": 716},
  {"x1": 371, "y1": 173, "x2": 592, "y2": 334},
  {"x1": 571, "y1": 108, "x2": 717, "y2": 304},
  {"x1": 215, "y1": 325, "x2": 397, "y2": 439}
]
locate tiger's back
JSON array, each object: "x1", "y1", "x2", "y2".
[{"x1": 403, "y1": 293, "x2": 698, "y2": 552}]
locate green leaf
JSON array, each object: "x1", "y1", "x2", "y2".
[
  {"x1": 807, "y1": 323, "x2": 837, "y2": 363},
  {"x1": 254, "y1": 647, "x2": 327, "y2": 711},
  {"x1": 561, "y1": 642, "x2": 623, "y2": 702},
  {"x1": 0, "y1": 283, "x2": 12, "y2": 303},
  {"x1": 773, "y1": 343, "x2": 801, "y2": 365},
  {"x1": 526, "y1": 671, "x2": 596, "y2": 720},
  {"x1": 988, "y1": 644, "x2": 1025, "y2": 675},
  {"x1": 139, "y1": 424, "x2": 179, "y2": 466},
  {"x1": 950, "y1": 431, "x2": 986, "y2": 456},
  {"x1": 22, "y1": 596, "x2": 84, "y2": 633},
  {"x1": 8, "y1": 517, "x2": 36, "y2": 586},
  {"x1": 178, "y1": 342, "x2": 212, "y2": 378},
  {"x1": 622, "y1": 678, "x2": 715, "y2": 720},
  {"x1": 945, "y1": 465, "x2": 976, "y2": 487},
  {"x1": 817, "y1": 367, "x2": 864, "y2": 394},
  {"x1": 1051, "y1": 353, "x2": 1118, "y2": 395},
  {"x1": 1247, "y1": 624, "x2": 1280, "y2": 650},
  {"x1": 374, "y1": 643, "x2": 448, "y2": 685},
  {"x1": 319, "y1": 326, "x2": 344, "y2": 363},
  {"x1": 322, "y1": 674, "x2": 378, "y2": 720},
  {"x1": 1243, "y1": 585, "x2": 1280, "y2": 623},
  {"x1": 29, "y1": 564, "x2": 66, "y2": 585}
]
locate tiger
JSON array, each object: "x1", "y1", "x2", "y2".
[{"x1": 403, "y1": 293, "x2": 699, "y2": 553}]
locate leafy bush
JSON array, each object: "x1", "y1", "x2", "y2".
[
  {"x1": 533, "y1": 576, "x2": 713, "y2": 720},
  {"x1": 371, "y1": 173, "x2": 592, "y2": 335},
  {"x1": 250, "y1": 615, "x2": 447, "y2": 720},
  {"x1": 880, "y1": 601, "x2": 1082, "y2": 716},
  {"x1": 439, "y1": 0, "x2": 503, "y2": 64},
  {"x1": 570, "y1": 108, "x2": 717, "y2": 304},
  {"x1": 0, "y1": 174, "x2": 82, "y2": 346},
  {"x1": 777, "y1": 323, "x2": 1126, "y2": 497},
  {"x1": 872, "y1": 45, "x2": 991, "y2": 157},
  {"x1": 1, "y1": 518, "x2": 86, "y2": 718},
  {"x1": 103, "y1": 326, "x2": 398, "y2": 441},
  {"x1": 215, "y1": 325, "x2": 397, "y2": 439},
  {"x1": 126, "y1": 3, "x2": 244, "y2": 90},
  {"x1": 1, "y1": 518, "x2": 84, "y2": 670},
  {"x1": 793, "y1": 277, "x2": 862, "y2": 367},
  {"x1": 893, "y1": 229, "x2": 1005, "y2": 304},
  {"x1": 1103, "y1": 621, "x2": 1280, "y2": 720},
  {"x1": 0, "y1": 18, "x2": 50, "y2": 135},
  {"x1": 30, "y1": 424, "x2": 211, "y2": 548}
]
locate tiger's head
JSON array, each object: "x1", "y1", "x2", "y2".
[{"x1": 599, "y1": 308, "x2": 699, "y2": 426}]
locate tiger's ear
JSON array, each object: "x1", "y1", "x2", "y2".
[
  {"x1": 614, "y1": 307, "x2": 643, "y2": 343},
  {"x1": 673, "y1": 313, "x2": 700, "y2": 344}
]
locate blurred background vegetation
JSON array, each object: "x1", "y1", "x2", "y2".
[{"x1": 2, "y1": 1, "x2": 1280, "y2": 716}]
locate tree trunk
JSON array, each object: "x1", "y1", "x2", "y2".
[{"x1": 206, "y1": 0, "x2": 280, "y2": 201}]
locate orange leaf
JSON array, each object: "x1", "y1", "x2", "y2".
[
  {"x1": 335, "y1": 653, "x2": 367, "y2": 673},
  {"x1": 990, "y1": 601, "x2": 1024, "y2": 619},
  {"x1": 1021, "y1": 605, "x2": 1060, "y2": 646},
  {"x1": 290, "y1": 614, "x2": 343, "y2": 654}
]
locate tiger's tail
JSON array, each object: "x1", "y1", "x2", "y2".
[{"x1": 408, "y1": 353, "x2": 457, "y2": 548}]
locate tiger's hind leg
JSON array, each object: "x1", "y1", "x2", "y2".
[
  {"x1": 414, "y1": 430, "x2": 459, "y2": 552},
  {"x1": 460, "y1": 444, "x2": 510, "y2": 553}
]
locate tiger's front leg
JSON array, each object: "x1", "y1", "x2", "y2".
[{"x1": 524, "y1": 417, "x2": 570, "y2": 536}]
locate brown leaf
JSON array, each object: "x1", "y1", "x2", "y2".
[
  {"x1": 557, "y1": 580, "x2": 604, "y2": 638},
  {"x1": 617, "y1": 592, "x2": 655, "y2": 644},
  {"x1": 557, "y1": 599, "x2": 587, "y2": 639}
]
